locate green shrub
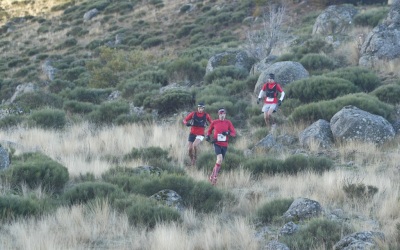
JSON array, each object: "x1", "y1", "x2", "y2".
[
  {"x1": 14, "y1": 91, "x2": 64, "y2": 110},
  {"x1": 353, "y1": 7, "x2": 389, "y2": 27},
  {"x1": 204, "y1": 66, "x2": 249, "y2": 84},
  {"x1": 7, "y1": 57, "x2": 29, "y2": 68},
  {"x1": 281, "y1": 218, "x2": 352, "y2": 250},
  {"x1": 62, "y1": 182, "x2": 124, "y2": 205},
  {"x1": 289, "y1": 93, "x2": 393, "y2": 123},
  {"x1": 66, "y1": 87, "x2": 112, "y2": 104},
  {"x1": 48, "y1": 79, "x2": 75, "y2": 93},
  {"x1": 63, "y1": 100, "x2": 96, "y2": 114},
  {"x1": 133, "y1": 70, "x2": 168, "y2": 86},
  {"x1": 282, "y1": 154, "x2": 310, "y2": 174},
  {"x1": 124, "y1": 146, "x2": 170, "y2": 162},
  {"x1": 243, "y1": 157, "x2": 283, "y2": 178},
  {"x1": 177, "y1": 24, "x2": 196, "y2": 38},
  {"x1": 0, "y1": 115, "x2": 23, "y2": 129},
  {"x1": 28, "y1": 109, "x2": 66, "y2": 129},
  {"x1": 141, "y1": 37, "x2": 164, "y2": 48},
  {"x1": 66, "y1": 27, "x2": 88, "y2": 37},
  {"x1": 5, "y1": 152, "x2": 69, "y2": 193},
  {"x1": 324, "y1": 67, "x2": 380, "y2": 92},
  {"x1": 299, "y1": 53, "x2": 335, "y2": 71},
  {"x1": 343, "y1": 182, "x2": 378, "y2": 200},
  {"x1": 104, "y1": 2, "x2": 134, "y2": 14},
  {"x1": 59, "y1": 66, "x2": 87, "y2": 81},
  {"x1": 255, "y1": 198, "x2": 294, "y2": 224},
  {"x1": 0, "y1": 195, "x2": 40, "y2": 221},
  {"x1": 308, "y1": 156, "x2": 334, "y2": 174},
  {"x1": 165, "y1": 58, "x2": 205, "y2": 83},
  {"x1": 56, "y1": 38, "x2": 78, "y2": 49},
  {"x1": 121, "y1": 80, "x2": 161, "y2": 98},
  {"x1": 88, "y1": 101, "x2": 129, "y2": 124},
  {"x1": 285, "y1": 76, "x2": 359, "y2": 104},
  {"x1": 291, "y1": 38, "x2": 333, "y2": 57},
  {"x1": 119, "y1": 195, "x2": 181, "y2": 228},
  {"x1": 89, "y1": 67, "x2": 119, "y2": 88},
  {"x1": 188, "y1": 181, "x2": 224, "y2": 213},
  {"x1": 371, "y1": 84, "x2": 400, "y2": 104},
  {"x1": 150, "y1": 89, "x2": 193, "y2": 115}
]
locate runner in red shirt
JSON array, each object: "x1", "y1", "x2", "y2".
[
  {"x1": 206, "y1": 108, "x2": 236, "y2": 185},
  {"x1": 257, "y1": 73, "x2": 285, "y2": 128},
  {"x1": 183, "y1": 102, "x2": 212, "y2": 166}
]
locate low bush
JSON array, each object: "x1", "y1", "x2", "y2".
[
  {"x1": 343, "y1": 182, "x2": 378, "y2": 201},
  {"x1": 285, "y1": 76, "x2": 359, "y2": 104},
  {"x1": 0, "y1": 195, "x2": 40, "y2": 221},
  {"x1": 165, "y1": 58, "x2": 205, "y2": 83},
  {"x1": 4, "y1": 152, "x2": 69, "y2": 193},
  {"x1": 289, "y1": 93, "x2": 394, "y2": 123},
  {"x1": 66, "y1": 87, "x2": 112, "y2": 104},
  {"x1": 371, "y1": 84, "x2": 400, "y2": 104},
  {"x1": 204, "y1": 66, "x2": 249, "y2": 84},
  {"x1": 115, "y1": 195, "x2": 181, "y2": 228},
  {"x1": 141, "y1": 37, "x2": 164, "y2": 49},
  {"x1": 63, "y1": 100, "x2": 96, "y2": 114},
  {"x1": 133, "y1": 70, "x2": 168, "y2": 86},
  {"x1": 48, "y1": 79, "x2": 75, "y2": 93},
  {"x1": 291, "y1": 37, "x2": 333, "y2": 56},
  {"x1": 0, "y1": 115, "x2": 24, "y2": 129},
  {"x1": 324, "y1": 67, "x2": 380, "y2": 92},
  {"x1": 88, "y1": 101, "x2": 129, "y2": 124},
  {"x1": 281, "y1": 218, "x2": 353, "y2": 250},
  {"x1": 14, "y1": 91, "x2": 64, "y2": 110},
  {"x1": 353, "y1": 7, "x2": 389, "y2": 27},
  {"x1": 58, "y1": 66, "x2": 87, "y2": 82},
  {"x1": 299, "y1": 53, "x2": 335, "y2": 72},
  {"x1": 255, "y1": 198, "x2": 294, "y2": 224},
  {"x1": 243, "y1": 157, "x2": 283, "y2": 177},
  {"x1": 150, "y1": 89, "x2": 193, "y2": 115},
  {"x1": 28, "y1": 109, "x2": 66, "y2": 129},
  {"x1": 176, "y1": 24, "x2": 196, "y2": 38},
  {"x1": 62, "y1": 182, "x2": 124, "y2": 205}
]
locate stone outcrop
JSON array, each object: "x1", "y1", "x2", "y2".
[
  {"x1": 299, "y1": 119, "x2": 334, "y2": 149},
  {"x1": 206, "y1": 50, "x2": 255, "y2": 75},
  {"x1": 312, "y1": 4, "x2": 358, "y2": 36},
  {"x1": 330, "y1": 106, "x2": 395, "y2": 144},
  {"x1": 283, "y1": 197, "x2": 323, "y2": 221}
]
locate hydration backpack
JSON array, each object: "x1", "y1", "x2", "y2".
[
  {"x1": 266, "y1": 84, "x2": 277, "y2": 98},
  {"x1": 192, "y1": 112, "x2": 208, "y2": 127}
]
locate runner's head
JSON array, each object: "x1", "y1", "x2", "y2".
[
  {"x1": 197, "y1": 102, "x2": 205, "y2": 112},
  {"x1": 268, "y1": 73, "x2": 275, "y2": 82},
  {"x1": 218, "y1": 108, "x2": 226, "y2": 120}
]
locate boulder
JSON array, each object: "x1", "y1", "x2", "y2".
[
  {"x1": 150, "y1": 189, "x2": 184, "y2": 212},
  {"x1": 83, "y1": 8, "x2": 99, "y2": 22},
  {"x1": 205, "y1": 50, "x2": 255, "y2": 74},
  {"x1": 312, "y1": 4, "x2": 358, "y2": 36},
  {"x1": 254, "y1": 61, "x2": 309, "y2": 95},
  {"x1": 359, "y1": 1, "x2": 400, "y2": 67},
  {"x1": 279, "y1": 221, "x2": 299, "y2": 236},
  {"x1": 333, "y1": 231, "x2": 385, "y2": 250},
  {"x1": 299, "y1": 119, "x2": 334, "y2": 149},
  {"x1": 0, "y1": 146, "x2": 10, "y2": 170},
  {"x1": 264, "y1": 240, "x2": 290, "y2": 250},
  {"x1": 283, "y1": 197, "x2": 323, "y2": 221},
  {"x1": 330, "y1": 106, "x2": 395, "y2": 144}
]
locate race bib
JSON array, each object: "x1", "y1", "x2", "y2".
[
  {"x1": 266, "y1": 97, "x2": 274, "y2": 102},
  {"x1": 217, "y1": 134, "x2": 227, "y2": 142}
]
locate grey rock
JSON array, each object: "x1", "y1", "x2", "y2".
[
  {"x1": 330, "y1": 106, "x2": 395, "y2": 144},
  {"x1": 359, "y1": 1, "x2": 400, "y2": 67},
  {"x1": 206, "y1": 50, "x2": 255, "y2": 75},
  {"x1": 0, "y1": 146, "x2": 10, "y2": 170},
  {"x1": 83, "y1": 8, "x2": 99, "y2": 22},
  {"x1": 41, "y1": 60, "x2": 57, "y2": 81},
  {"x1": 313, "y1": 4, "x2": 358, "y2": 36},
  {"x1": 150, "y1": 189, "x2": 184, "y2": 212},
  {"x1": 279, "y1": 221, "x2": 299, "y2": 236},
  {"x1": 254, "y1": 61, "x2": 309, "y2": 95},
  {"x1": 283, "y1": 197, "x2": 323, "y2": 221},
  {"x1": 299, "y1": 119, "x2": 334, "y2": 149},
  {"x1": 334, "y1": 231, "x2": 385, "y2": 250},
  {"x1": 264, "y1": 240, "x2": 290, "y2": 250}
]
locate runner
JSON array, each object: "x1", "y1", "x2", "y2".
[
  {"x1": 183, "y1": 102, "x2": 212, "y2": 166},
  {"x1": 257, "y1": 73, "x2": 285, "y2": 128},
  {"x1": 206, "y1": 108, "x2": 236, "y2": 185}
]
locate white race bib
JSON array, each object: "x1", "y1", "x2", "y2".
[
  {"x1": 217, "y1": 134, "x2": 227, "y2": 142},
  {"x1": 266, "y1": 97, "x2": 274, "y2": 102}
]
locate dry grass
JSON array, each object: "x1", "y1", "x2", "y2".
[{"x1": 1, "y1": 121, "x2": 400, "y2": 248}]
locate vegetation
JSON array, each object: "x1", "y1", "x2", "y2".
[{"x1": 0, "y1": 0, "x2": 398, "y2": 249}]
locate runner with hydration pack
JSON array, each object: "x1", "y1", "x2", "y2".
[
  {"x1": 257, "y1": 73, "x2": 285, "y2": 128},
  {"x1": 183, "y1": 102, "x2": 212, "y2": 166}
]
